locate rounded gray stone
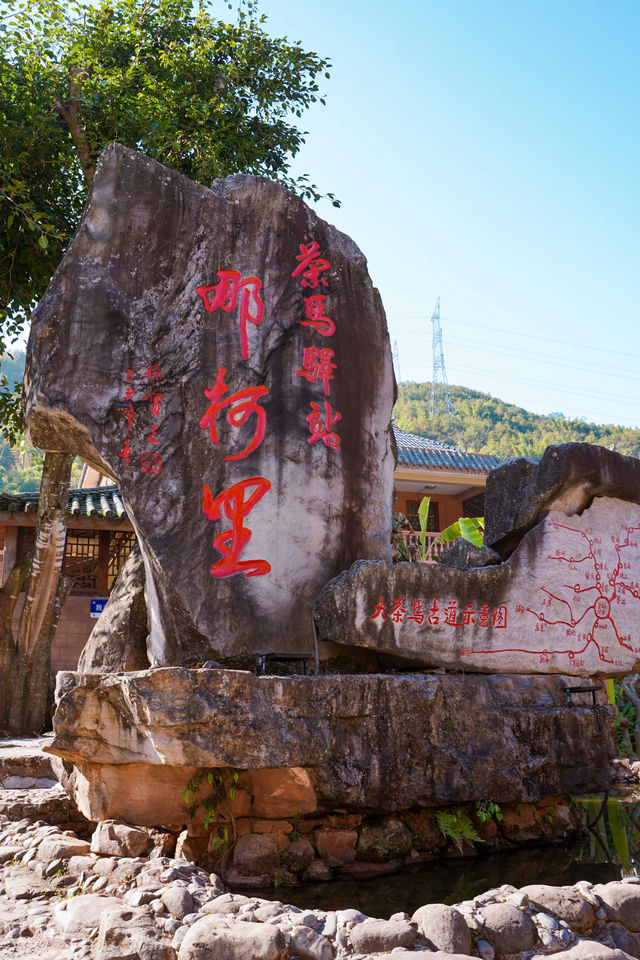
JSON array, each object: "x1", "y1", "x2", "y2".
[
  {"x1": 478, "y1": 902, "x2": 537, "y2": 955},
  {"x1": 412, "y1": 903, "x2": 471, "y2": 955},
  {"x1": 161, "y1": 886, "x2": 195, "y2": 920}
]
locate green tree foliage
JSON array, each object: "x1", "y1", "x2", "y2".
[
  {"x1": 0, "y1": 0, "x2": 334, "y2": 734},
  {"x1": 394, "y1": 382, "x2": 640, "y2": 460},
  {"x1": 0, "y1": 0, "x2": 336, "y2": 437}
]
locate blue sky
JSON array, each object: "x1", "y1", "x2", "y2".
[{"x1": 260, "y1": 0, "x2": 640, "y2": 428}]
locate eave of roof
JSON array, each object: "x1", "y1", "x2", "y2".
[
  {"x1": 393, "y1": 426, "x2": 503, "y2": 474},
  {"x1": 0, "y1": 486, "x2": 128, "y2": 522}
]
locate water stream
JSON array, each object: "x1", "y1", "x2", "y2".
[{"x1": 238, "y1": 789, "x2": 640, "y2": 918}]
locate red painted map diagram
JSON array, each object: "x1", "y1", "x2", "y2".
[
  {"x1": 466, "y1": 498, "x2": 640, "y2": 675},
  {"x1": 357, "y1": 498, "x2": 640, "y2": 677}
]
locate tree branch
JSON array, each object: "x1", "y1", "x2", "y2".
[{"x1": 54, "y1": 67, "x2": 95, "y2": 184}]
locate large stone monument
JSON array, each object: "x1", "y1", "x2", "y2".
[
  {"x1": 25, "y1": 144, "x2": 396, "y2": 666},
  {"x1": 26, "y1": 147, "x2": 623, "y2": 866}
]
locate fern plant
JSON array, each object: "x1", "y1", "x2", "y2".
[{"x1": 436, "y1": 807, "x2": 482, "y2": 847}]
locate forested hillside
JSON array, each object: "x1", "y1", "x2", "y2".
[
  {"x1": 394, "y1": 382, "x2": 640, "y2": 460},
  {"x1": 0, "y1": 351, "x2": 82, "y2": 492}
]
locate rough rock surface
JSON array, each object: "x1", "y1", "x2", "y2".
[
  {"x1": 438, "y1": 540, "x2": 502, "y2": 572},
  {"x1": 46, "y1": 668, "x2": 614, "y2": 823},
  {"x1": 314, "y1": 497, "x2": 640, "y2": 677},
  {"x1": 520, "y1": 883, "x2": 597, "y2": 932},
  {"x1": 90, "y1": 820, "x2": 152, "y2": 858},
  {"x1": 78, "y1": 544, "x2": 149, "y2": 674},
  {"x1": 3, "y1": 810, "x2": 640, "y2": 960},
  {"x1": 24, "y1": 143, "x2": 395, "y2": 666},
  {"x1": 484, "y1": 443, "x2": 640, "y2": 558}
]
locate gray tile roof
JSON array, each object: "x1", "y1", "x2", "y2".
[
  {"x1": 393, "y1": 426, "x2": 503, "y2": 474},
  {"x1": 0, "y1": 486, "x2": 128, "y2": 522}
]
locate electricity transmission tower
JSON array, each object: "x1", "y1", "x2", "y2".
[
  {"x1": 393, "y1": 340, "x2": 402, "y2": 383},
  {"x1": 430, "y1": 298, "x2": 455, "y2": 417}
]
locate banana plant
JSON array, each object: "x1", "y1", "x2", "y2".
[{"x1": 417, "y1": 496, "x2": 484, "y2": 563}]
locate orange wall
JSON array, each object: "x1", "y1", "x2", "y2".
[
  {"x1": 394, "y1": 492, "x2": 463, "y2": 530},
  {"x1": 12, "y1": 594, "x2": 98, "y2": 673}
]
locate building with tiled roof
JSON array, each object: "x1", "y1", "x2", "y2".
[
  {"x1": 0, "y1": 427, "x2": 503, "y2": 673},
  {"x1": 393, "y1": 425, "x2": 503, "y2": 537},
  {"x1": 0, "y1": 485, "x2": 135, "y2": 673}
]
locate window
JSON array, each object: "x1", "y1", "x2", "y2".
[
  {"x1": 406, "y1": 499, "x2": 439, "y2": 533},
  {"x1": 16, "y1": 525, "x2": 135, "y2": 595}
]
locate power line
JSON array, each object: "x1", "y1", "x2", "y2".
[
  {"x1": 388, "y1": 315, "x2": 640, "y2": 362},
  {"x1": 445, "y1": 361, "x2": 640, "y2": 422},
  {"x1": 441, "y1": 335, "x2": 640, "y2": 384}
]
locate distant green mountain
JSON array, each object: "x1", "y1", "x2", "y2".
[
  {"x1": 0, "y1": 351, "x2": 82, "y2": 492},
  {"x1": 394, "y1": 382, "x2": 640, "y2": 460},
  {"x1": 0, "y1": 349, "x2": 26, "y2": 391}
]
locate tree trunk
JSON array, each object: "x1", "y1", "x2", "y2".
[
  {"x1": 4, "y1": 451, "x2": 74, "y2": 735},
  {"x1": 0, "y1": 556, "x2": 32, "y2": 734}
]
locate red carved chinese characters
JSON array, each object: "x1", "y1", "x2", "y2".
[
  {"x1": 122, "y1": 402, "x2": 135, "y2": 436},
  {"x1": 118, "y1": 440, "x2": 131, "y2": 466},
  {"x1": 291, "y1": 239, "x2": 343, "y2": 451},
  {"x1": 141, "y1": 452, "x2": 162, "y2": 475},
  {"x1": 196, "y1": 271, "x2": 264, "y2": 361},
  {"x1": 296, "y1": 346, "x2": 336, "y2": 396},
  {"x1": 406, "y1": 599, "x2": 425, "y2": 624},
  {"x1": 291, "y1": 242, "x2": 331, "y2": 288},
  {"x1": 306, "y1": 401, "x2": 341, "y2": 450},
  {"x1": 144, "y1": 393, "x2": 165, "y2": 417},
  {"x1": 202, "y1": 477, "x2": 271, "y2": 578},
  {"x1": 368, "y1": 596, "x2": 511, "y2": 647},
  {"x1": 300, "y1": 295, "x2": 335, "y2": 337},
  {"x1": 370, "y1": 596, "x2": 387, "y2": 621},
  {"x1": 389, "y1": 597, "x2": 407, "y2": 623},
  {"x1": 119, "y1": 362, "x2": 166, "y2": 476},
  {"x1": 199, "y1": 367, "x2": 268, "y2": 461}
]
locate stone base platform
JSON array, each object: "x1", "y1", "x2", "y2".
[{"x1": 47, "y1": 668, "x2": 616, "y2": 828}]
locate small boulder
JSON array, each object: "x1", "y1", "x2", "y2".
[
  {"x1": 478, "y1": 902, "x2": 537, "y2": 955},
  {"x1": 96, "y1": 903, "x2": 175, "y2": 960},
  {"x1": 161, "y1": 886, "x2": 195, "y2": 919},
  {"x1": 289, "y1": 925, "x2": 335, "y2": 960},
  {"x1": 529, "y1": 940, "x2": 636, "y2": 960},
  {"x1": 91, "y1": 820, "x2": 152, "y2": 858},
  {"x1": 177, "y1": 916, "x2": 286, "y2": 960},
  {"x1": 593, "y1": 882, "x2": 640, "y2": 931},
  {"x1": 349, "y1": 919, "x2": 416, "y2": 953},
  {"x1": 201, "y1": 894, "x2": 252, "y2": 915},
  {"x1": 608, "y1": 924, "x2": 640, "y2": 959},
  {"x1": 228, "y1": 834, "x2": 279, "y2": 881},
  {"x1": 54, "y1": 894, "x2": 121, "y2": 935},
  {"x1": 283, "y1": 836, "x2": 315, "y2": 873},
  {"x1": 521, "y1": 883, "x2": 596, "y2": 932},
  {"x1": 315, "y1": 830, "x2": 357, "y2": 867},
  {"x1": 37, "y1": 833, "x2": 91, "y2": 861},
  {"x1": 412, "y1": 903, "x2": 471, "y2": 955},
  {"x1": 303, "y1": 860, "x2": 333, "y2": 883}
]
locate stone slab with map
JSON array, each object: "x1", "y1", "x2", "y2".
[
  {"x1": 24, "y1": 143, "x2": 396, "y2": 665},
  {"x1": 314, "y1": 496, "x2": 640, "y2": 677}
]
